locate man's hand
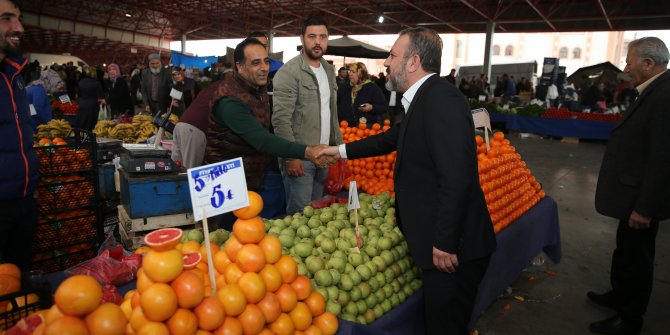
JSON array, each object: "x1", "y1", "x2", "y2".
[
  {"x1": 432, "y1": 247, "x2": 459, "y2": 273},
  {"x1": 306, "y1": 145, "x2": 337, "y2": 168},
  {"x1": 285, "y1": 160, "x2": 304, "y2": 177},
  {"x1": 316, "y1": 146, "x2": 341, "y2": 161},
  {"x1": 145, "y1": 105, "x2": 151, "y2": 113},
  {"x1": 629, "y1": 210, "x2": 652, "y2": 229}
]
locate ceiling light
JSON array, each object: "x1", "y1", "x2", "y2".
[
  {"x1": 377, "y1": 15, "x2": 384, "y2": 24},
  {"x1": 125, "y1": 13, "x2": 132, "y2": 18}
]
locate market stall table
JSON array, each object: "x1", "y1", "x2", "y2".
[{"x1": 490, "y1": 112, "x2": 615, "y2": 140}]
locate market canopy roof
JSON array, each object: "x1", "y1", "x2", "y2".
[
  {"x1": 567, "y1": 61, "x2": 623, "y2": 89},
  {"x1": 21, "y1": 0, "x2": 670, "y2": 66}
]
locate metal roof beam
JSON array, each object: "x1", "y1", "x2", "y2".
[
  {"x1": 524, "y1": 0, "x2": 557, "y2": 31},
  {"x1": 595, "y1": 0, "x2": 613, "y2": 30},
  {"x1": 400, "y1": 0, "x2": 463, "y2": 33}
]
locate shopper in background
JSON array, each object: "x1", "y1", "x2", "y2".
[
  {"x1": 272, "y1": 17, "x2": 343, "y2": 214},
  {"x1": 318, "y1": 27, "x2": 496, "y2": 335},
  {"x1": 23, "y1": 61, "x2": 52, "y2": 132},
  {"x1": 77, "y1": 67, "x2": 104, "y2": 131},
  {"x1": 589, "y1": 36, "x2": 670, "y2": 335},
  {"x1": 340, "y1": 62, "x2": 388, "y2": 126},
  {"x1": 141, "y1": 53, "x2": 171, "y2": 115},
  {"x1": 102, "y1": 63, "x2": 133, "y2": 118},
  {"x1": 0, "y1": 0, "x2": 39, "y2": 271},
  {"x1": 171, "y1": 67, "x2": 197, "y2": 111}
]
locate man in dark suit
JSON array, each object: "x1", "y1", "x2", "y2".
[
  {"x1": 141, "y1": 53, "x2": 172, "y2": 115},
  {"x1": 588, "y1": 37, "x2": 670, "y2": 335},
  {"x1": 319, "y1": 27, "x2": 496, "y2": 334}
]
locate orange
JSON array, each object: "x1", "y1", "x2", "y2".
[
  {"x1": 258, "y1": 329, "x2": 274, "y2": 335},
  {"x1": 84, "y1": 302, "x2": 127, "y2": 335},
  {"x1": 44, "y1": 315, "x2": 88, "y2": 335},
  {"x1": 259, "y1": 264, "x2": 282, "y2": 293},
  {"x1": 274, "y1": 255, "x2": 298, "y2": 283},
  {"x1": 290, "y1": 275, "x2": 312, "y2": 300},
  {"x1": 313, "y1": 312, "x2": 338, "y2": 335},
  {"x1": 54, "y1": 274, "x2": 102, "y2": 317},
  {"x1": 339, "y1": 120, "x2": 348, "y2": 128},
  {"x1": 142, "y1": 249, "x2": 184, "y2": 283},
  {"x1": 140, "y1": 283, "x2": 178, "y2": 322},
  {"x1": 135, "y1": 268, "x2": 155, "y2": 293},
  {"x1": 181, "y1": 240, "x2": 202, "y2": 254},
  {"x1": 0, "y1": 263, "x2": 20, "y2": 279},
  {"x1": 237, "y1": 272, "x2": 266, "y2": 304},
  {"x1": 257, "y1": 292, "x2": 281, "y2": 323},
  {"x1": 237, "y1": 304, "x2": 265, "y2": 335},
  {"x1": 137, "y1": 321, "x2": 170, "y2": 335},
  {"x1": 38, "y1": 138, "x2": 52, "y2": 145},
  {"x1": 289, "y1": 302, "x2": 312, "y2": 331},
  {"x1": 120, "y1": 299, "x2": 132, "y2": 321},
  {"x1": 216, "y1": 283, "x2": 247, "y2": 316},
  {"x1": 45, "y1": 304, "x2": 65, "y2": 325},
  {"x1": 270, "y1": 313, "x2": 295, "y2": 335},
  {"x1": 167, "y1": 308, "x2": 198, "y2": 335},
  {"x1": 130, "y1": 290, "x2": 141, "y2": 308},
  {"x1": 213, "y1": 317, "x2": 242, "y2": 335},
  {"x1": 224, "y1": 235, "x2": 244, "y2": 262},
  {"x1": 232, "y1": 217, "x2": 266, "y2": 244},
  {"x1": 171, "y1": 270, "x2": 205, "y2": 309},
  {"x1": 213, "y1": 249, "x2": 233, "y2": 274},
  {"x1": 275, "y1": 283, "x2": 297, "y2": 313},
  {"x1": 304, "y1": 291, "x2": 326, "y2": 317},
  {"x1": 304, "y1": 325, "x2": 324, "y2": 335},
  {"x1": 236, "y1": 244, "x2": 266, "y2": 273},
  {"x1": 257, "y1": 235, "x2": 282, "y2": 264},
  {"x1": 197, "y1": 330, "x2": 214, "y2": 335},
  {"x1": 233, "y1": 191, "x2": 263, "y2": 219},
  {"x1": 194, "y1": 296, "x2": 225, "y2": 331},
  {"x1": 223, "y1": 263, "x2": 244, "y2": 285},
  {"x1": 199, "y1": 242, "x2": 220, "y2": 264},
  {"x1": 123, "y1": 289, "x2": 136, "y2": 301},
  {"x1": 6, "y1": 292, "x2": 38, "y2": 311},
  {"x1": 129, "y1": 307, "x2": 150, "y2": 332}
]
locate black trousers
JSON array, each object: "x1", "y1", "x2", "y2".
[
  {"x1": 610, "y1": 219, "x2": 659, "y2": 320},
  {"x1": 422, "y1": 256, "x2": 490, "y2": 335},
  {"x1": 0, "y1": 196, "x2": 38, "y2": 271}
]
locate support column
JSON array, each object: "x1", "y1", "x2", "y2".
[
  {"x1": 483, "y1": 22, "x2": 495, "y2": 83},
  {"x1": 181, "y1": 34, "x2": 187, "y2": 54},
  {"x1": 268, "y1": 31, "x2": 274, "y2": 53}
]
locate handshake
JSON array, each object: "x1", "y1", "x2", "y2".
[{"x1": 305, "y1": 144, "x2": 341, "y2": 168}]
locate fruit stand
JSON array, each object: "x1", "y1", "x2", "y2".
[{"x1": 489, "y1": 108, "x2": 618, "y2": 140}]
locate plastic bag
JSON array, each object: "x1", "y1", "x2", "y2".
[
  {"x1": 310, "y1": 195, "x2": 348, "y2": 209},
  {"x1": 324, "y1": 159, "x2": 350, "y2": 194},
  {"x1": 98, "y1": 104, "x2": 109, "y2": 120},
  {"x1": 65, "y1": 246, "x2": 141, "y2": 286}
]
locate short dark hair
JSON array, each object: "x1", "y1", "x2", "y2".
[
  {"x1": 234, "y1": 38, "x2": 266, "y2": 65},
  {"x1": 247, "y1": 31, "x2": 269, "y2": 40},
  {"x1": 8, "y1": 0, "x2": 22, "y2": 10},
  {"x1": 398, "y1": 27, "x2": 442, "y2": 74},
  {"x1": 301, "y1": 17, "x2": 328, "y2": 36}
]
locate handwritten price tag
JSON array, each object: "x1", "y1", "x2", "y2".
[
  {"x1": 471, "y1": 108, "x2": 491, "y2": 130},
  {"x1": 187, "y1": 158, "x2": 249, "y2": 221}
]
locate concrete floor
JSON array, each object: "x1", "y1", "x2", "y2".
[{"x1": 473, "y1": 135, "x2": 669, "y2": 335}]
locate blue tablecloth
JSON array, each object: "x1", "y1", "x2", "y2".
[
  {"x1": 335, "y1": 196, "x2": 561, "y2": 334},
  {"x1": 490, "y1": 112, "x2": 615, "y2": 140}
]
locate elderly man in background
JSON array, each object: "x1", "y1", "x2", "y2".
[
  {"x1": 588, "y1": 36, "x2": 670, "y2": 335},
  {"x1": 141, "y1": 53, "x2": 172, "y2": 115}
]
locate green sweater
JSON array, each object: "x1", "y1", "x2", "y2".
[{"x1": 213, "y1": 97, "x2": 306, "y2": 159}]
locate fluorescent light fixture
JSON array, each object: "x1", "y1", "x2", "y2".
[
  {"x1": 125, "y1": 13, "x2": 132, "y2": 17},
  {"x1": 377, "y1": 15, "x2": 384, "y2": 24}
]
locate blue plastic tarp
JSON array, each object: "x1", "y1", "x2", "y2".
[{"x1": 171, "y1": 51, "x2": 218, "y2": 70}]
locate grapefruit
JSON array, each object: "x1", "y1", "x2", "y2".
[
  {"x1": 183, "y1": 252, "x2": 202, "y2": 270},
  {"x1": 144, "y1": 228, "x2": 183, "y2": 252}
]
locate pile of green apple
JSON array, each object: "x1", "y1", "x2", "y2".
[{"x1": 264, "y1": 192, "x2": 422, "y2": 324}]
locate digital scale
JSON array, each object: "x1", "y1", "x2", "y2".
[
  {"x1": 119, "y1": 144, "x2": 177, "y2": 173},
  {"x1": 96, "y1": 137, "x2": 123, "y2": 162}
]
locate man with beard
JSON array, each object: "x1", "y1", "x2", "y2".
[
  {"x1": 0, "y1": 0, "x2": 39, "y2": 270},
  {"x1": 272, "y1": 17, "x2": 342, "y2": 214},
  {"x1": 203, "y1": 38, "x2": 331, "y2": 226},
  {"x1": 141, "y1": 53, "x2": 172, "y2": 115},
  {"x1": 317, "y1": 27, "x2": 496, "y2": 334}
]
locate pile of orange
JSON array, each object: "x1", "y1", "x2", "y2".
[
  {"x1": 118, "y1": 190, "x2": 338, "y2": 335},
  {"x1": 0, "y1": 263, "x2": 22, "y2": 316},
  {"x1": 37, "y1": 146, "x2": 92, "y2": 175},
  {"x1": 476, "y1": 132, "x2": 545, "y2": 233},
  {"x1": 339, "y1": 120, "x2": 396, "y2": 195}
]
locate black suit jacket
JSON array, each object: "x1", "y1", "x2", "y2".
[
  {"x1": 346, "y1": 74, "x2": 496, "y2": 269},
  {"x1": 140, "y1": 67, "x2": 172, "y2": 112},
  {"x1": 595, "y1": 70, "x2": 670, "y2": 220}
]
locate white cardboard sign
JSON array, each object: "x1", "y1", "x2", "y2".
[{"x1": 187, "y1": 157, "x2": 249, "y2": 221}]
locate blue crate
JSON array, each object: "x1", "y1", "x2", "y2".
[
  {"x1": 97, "y1": 163, "x2": 118, "y2": 200},
  {"x1": 119, "y1": 169, "x2": 192, "y2": 218}
]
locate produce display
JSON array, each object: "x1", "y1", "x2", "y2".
[
  {"x1": 93, "y1": 114, "x2": 177, "y2": 143},
  {"x1": 476, "y1": 132, "x2": 545, "y2": 232},
  {"x1": 339, "y1": 119, "x2": 395, "y2": 195},
  {"x1": 542, "y1": 107, "x2": 621, "y2": 122},
  {"x1": 35, "y1": 119, "x2": 72, "y2": 140}
]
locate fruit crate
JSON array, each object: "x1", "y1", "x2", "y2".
[
  {"x1": 30, "y1": 246, "x2": 98, "y2": 274},
  {"x1": 0, "y1": 284, "x2": 53, "y2": 330},
  {"x1": 37, "y1": 175, "x2": 96, "y2": 213},
  {"x1": 32, "y1": 209, "x2": 100, "y2": 253},
  {"x1": 35, "y1": 129, "x2": 96, "y2": 176}
]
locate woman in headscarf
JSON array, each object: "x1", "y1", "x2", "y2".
[
  {"x1": 102, "y1": 63, "x2": 133, "y2": 118},
  {"x1": 342, "y1": 62, "x2": 388, "y2": 127}
]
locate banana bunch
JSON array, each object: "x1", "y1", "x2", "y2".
[
  {"x1": 108, "y1": 124, "x2": 137, "y2": 142},
  {"x1": 93, "y1": 120, "x2": 117, "y2": 138},
  {"x1": 36, "y1": 119, "x2": 72, "y2": 139},
  {"x1": 132, "y1": 114, "x2": 159, "y2": 143}
]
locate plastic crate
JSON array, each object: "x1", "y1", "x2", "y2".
[
  {"x1": 35, "y1": 129, "x2": 95, "y2": 176},
  {"x1": 30, "y1": 246, "x2": 97, "y2": 274},
  {"x1": 33, "y1": 209, "x2": 99, "y2": 253},
  {"x1": 37, "y1": 176, "x2": 95, "y2": 213},
  {"x1": 0, "y1": 280, "x2": 52, "y2": 330}
]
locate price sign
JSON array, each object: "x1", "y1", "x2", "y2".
[
  {"x1": 59, "y1": 94, "x2": 71, "y2": 104},
  {"x1": 348, "y1": 181, "x2": 360, "y2": 210},
  {"x1": 170, "y1": 88, "x2": 183, "y2": 100},
  {"x1": 187, "y1": 158, "x2": 249, "y2": 221},
  {"x1": 472, "y1": 108, "x2": 491, "y2": 131}
]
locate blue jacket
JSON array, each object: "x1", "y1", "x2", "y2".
[
  {"x1": 26, "y1": 83, "x2": 52, "y2": 132},
  {"x1": 0, "y1": 54, "x2": 39, "y2": 200}
]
